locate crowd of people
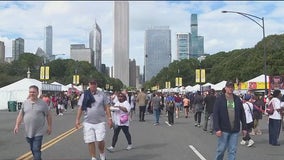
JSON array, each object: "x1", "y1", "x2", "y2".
[{"x1": 13, "y1": 79, "x2": 284, "y2": 160}]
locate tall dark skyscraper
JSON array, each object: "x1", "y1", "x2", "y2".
[
  {"x1": 12, "y1": 37, "x2": 24, "y2": 61},
  {"x1": 89, "y1": 22, "x2": 102, "y2": 72},
  {"x1": 44, "y1": 25, "x2": 53, "y2": 56},
  {"x1": 190, "y1": 14, "x2": 204, "y2": 58}
]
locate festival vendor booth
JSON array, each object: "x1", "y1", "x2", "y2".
[
  {"x1": 239, "y1": 74, "x2": 270, "y2": 95},
  {"x1": 0, "y1": 78, "x2": 61, "y2": 111}
]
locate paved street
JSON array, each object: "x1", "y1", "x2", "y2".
[{"x1": 1, "y1": 108, "x2": 284, "y2": 160}]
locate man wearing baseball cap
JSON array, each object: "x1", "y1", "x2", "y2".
[
  {"x1": 75, "y1": 79, "x2": 112, "y2": 160},
  {"x1": 213, "y1": 81, "x2": 247, "y2": 160}
]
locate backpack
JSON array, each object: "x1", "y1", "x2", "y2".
[{"x1": 266, "y1": 101, "x2": 274, "y2": 115}]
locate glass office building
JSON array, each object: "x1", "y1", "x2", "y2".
[{"x1": 145, "y1": 26, "x2": 171, "y2": 81}]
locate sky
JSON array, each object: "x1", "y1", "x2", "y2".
[{"x1": 1, "y1": 1, "x2": 284, "y2": 72}]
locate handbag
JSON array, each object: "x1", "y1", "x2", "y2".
[{"x1": 120, "y1": 113, "x2": 129, "y2": 124}]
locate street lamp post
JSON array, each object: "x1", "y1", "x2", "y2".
[{"x1": 222, "y1": 10, "x2": 267, "y2": 95}]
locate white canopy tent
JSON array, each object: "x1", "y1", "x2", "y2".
[
  {"x1": 51, "y1": 82, "x2": 69, "y2": 91},
  {"x1": 0, "y1": 78, "x2": 61, "y2": 110}
]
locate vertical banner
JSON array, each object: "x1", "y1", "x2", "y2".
[
  {"x1": 175, "y1": 77, "x2": 179, "y2": 86},
  {"x1": 40, "y1": 66, "x2": 50, "y2": 80},
  {"x1": 45, "y1": 66, "x2": 50, "y2": 80},
  {"x1": 40, "y1": 66, "x2": 45, "y2": 80},
  {"x1": 195, "y1": 69, "x2": 200, "y2": 83},
  {"x1": 179, "y1": 77, "x2": 182, "y2": 86},
  {"x1": 176, "y1": 77, "x2": 182, "y2": 86},
  {"x1": 196, "y1": 69, "x2": 205, "y2": 83},
  {"x1": 165, "y1": 81, "x2": 171, "y2": 89},
  {"x1": 201, "y1": 69, "x2": 205, "y2": 83},
  {"x1": 73, "y1": 75, "x2": 80, "y2": 85}
]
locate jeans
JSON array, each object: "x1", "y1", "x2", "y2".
[
  {"x1": 215, "y1": 132, "x2": 239, "y2": 160},
  {"x1": 203, "y1": 112, "x2": 213, "y2": 131},
  {"x1": 268, "y1": 118, "x2": 281, "y2": 145},
  {"x1": 26, "y1": 136, "x2": 43, "y2": 160},
  {"x1": 168, "y1": 111, "x2": 174, "y2": 124},
  {"x1": 153, "y1": 108, "x2": 161, "y2": 123},
  {"x1": 111, "y1": 126, "x2": 132, "y2": 147},
  {"x1": 139, "y1": 106, "x2": 146, "y2": 121},
  {"x1": 194, "y1": 112, "x2": 202, "y2": 124}
]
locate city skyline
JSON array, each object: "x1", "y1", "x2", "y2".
[{"x1": 0, "y1": 1, "x2": 284, "y2": 70}]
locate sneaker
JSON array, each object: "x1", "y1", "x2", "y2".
[
  {"x1": 240, "y1": 140, "x2": 246, "y2": 145},
  {"x1": 126, "y1": 145, "x2": 132, "y2": 150},
  {"x1": 247, "y1": 139, "x2": 254, "y2": 147},
  {"x1": 197, "y1": 124, "x2": 201, "y2": 127},
  {"x1": 100, "y1": 153, "x2": 105, "y2": 160},
  {"x1": 153, "y1": 123, "x2": 159, "y2": 126},
  {"x1": 91, "y1": 157, "x2": 97, "y2": 160},
  {"x1": 106, "y1": 146, "x2": 114, "y2": 152}
]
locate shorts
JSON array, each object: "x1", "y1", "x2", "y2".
[
  {"x1": 83, "y1": 122, "x2": 106, "y2": 143},
  {"x1": 58, "y1": 104, "x2": 64, "y2": 109}
]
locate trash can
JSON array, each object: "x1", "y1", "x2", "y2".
[
  {"x1": 8, "y1": 101, "x2": 17, "y2": 112},
  {"x1": 17, "y1": 102, "x2": 23, "y2": 110}
]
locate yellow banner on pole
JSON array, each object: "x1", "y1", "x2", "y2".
[
  {"x1": 201, "y1": 69, "x2": 205, "y2": 83},
  {"x1": 40, "y1": 66, "x2": 45, "y2": 80},
  {"x1": 45, "y1": 66, "x2": 49, "y2": 80},
  {"x1": 195, "y1": 69, "x2": 200, "y2": 83}
]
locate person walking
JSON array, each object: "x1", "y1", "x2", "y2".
[
  {"x1": 14, "y1": 85, "x2": 52, "y2": 160},
  {"x1": 136, "y1": 88, "x2": 147, "y2": 122},
  {"x1": 203, "y1": 89, "x2": 216, "y2": 134},
  {"x1": 151, "y1": 92, "x2": 162, "y2": 125},
  {"x1": 193, "y1": 91, "x2": 204, "y2": 127},
  {"x1": 240, "y1": 94, "x2": 255, "y2": 147},
  {"x1": 107, "y1": 92, "x2": 132, "y2": 152},
  {"x1": 213, "y1": 81, "x2": 247, "y2": 160},
  {"x1": 174, "y1": 93, "x2": 182, "y2": 118},
  {"x1": 252, "y1": 95, "x2": 265, "y2": 135},
  {"x1": 268, "y1": 89, "x2": 282, "y2": 146},
  {"x1": 75, "y1": 80, "x2": 112, "y2": 160},
  {"x1": 165, "y1": 93, "x2": 175, "y2": 125},
  {"x1": 182, "y1": 94, "x2": 190, "y2": 118}
]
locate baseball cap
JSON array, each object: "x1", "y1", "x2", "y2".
[
  {"x1": 89, "y1": 79, "x2": 97, "y2": 84},
  {"x1": 225, "y1": 81, "x2": 234, "y2": 87},
  {"x1": 244, "y1": 94, "x2": 251, "y2": 101}
]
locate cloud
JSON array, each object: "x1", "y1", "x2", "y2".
[{"x1": 0, "y1": 1, "x2": 283, "y2": 73}]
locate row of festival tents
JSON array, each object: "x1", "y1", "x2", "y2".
[
  {"x1": 159, "y1": 74, "x2": 270, "y2": 94},
  {"x1": 0, "y1": 78, "x2": 84, "y2": 110}
]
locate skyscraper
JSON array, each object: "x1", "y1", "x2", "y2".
[
  {"x1": 70, "y1": 44, "x2": 94, "y2": 65},
  {"x1": 145, "y1": 26, "x2": 171, "y2": 81},
  {"x1": 12, "y1": 37, "x2": 24, "y2": 61},
  {"x1": 190, "y1": 14, "x2": 204, "y2": 58},
  {"x1": 114, "y1": 1, "x2": 129, "y2": 86},
  {"x1": 89, "y1": 22, "x2": 102, "y2": 72},
  {"x1": 44, "y1": 25, "x2": 53, "y2": 56},
  {"x1": 0, "y1": 41, "x2": 5, "y2": 63},
  {"x1": 176, "y1": 33, "x2": 191, "y2": 60},
  {"x1": 129, "y1": 59, "x2": 136, "y2": 87}
]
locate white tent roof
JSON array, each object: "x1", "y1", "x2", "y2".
[
  {"x1": 51, "y1": 82, "x2": 69, "y2": 91},
  {"x1": 246, "y1": 74, "x2": 270, "y2": 83},
  {"x1": 203, "y1": 82, "x2": 214, "y2": 87},
  {"x1": 191, "y1": 84, "x2": 201, "y2": 91},
  {"x1": 212, "y1": 80, "x2": 227, "y2": 91},
  {"x1": 0, "y1": 78, "x2": 43, "y2": 91}
]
